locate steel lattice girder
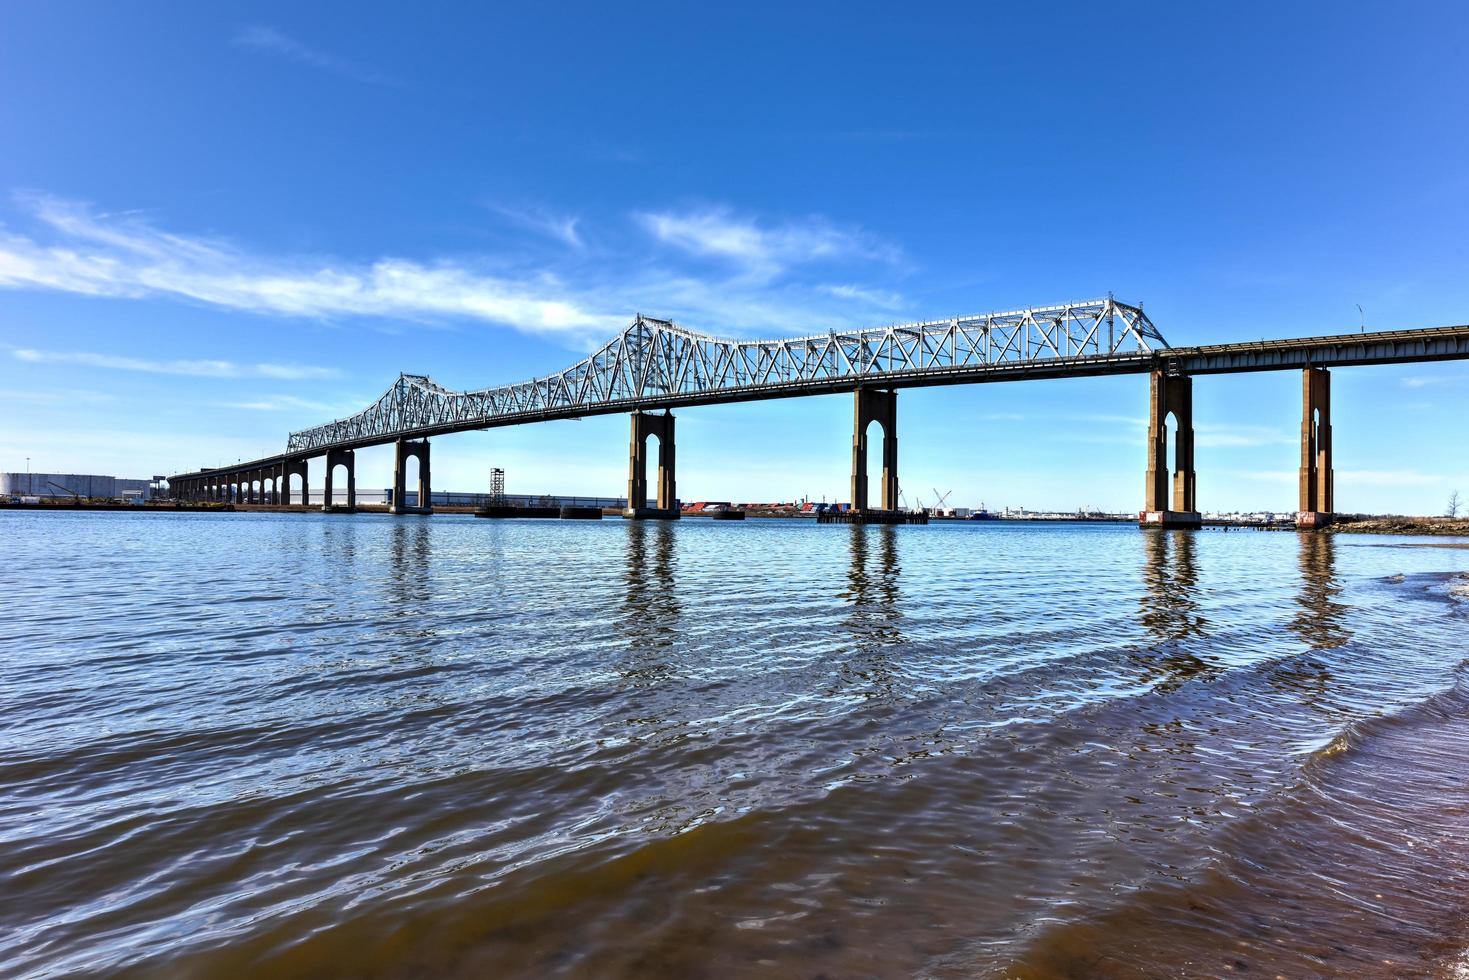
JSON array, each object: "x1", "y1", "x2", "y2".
[{"x1": 285, "y1": 298, "x2": 1164, "y2": 452}]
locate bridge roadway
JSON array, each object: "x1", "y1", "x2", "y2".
[{"x1": 166, "y1": 297, "x2": 1469, "y2": 527}]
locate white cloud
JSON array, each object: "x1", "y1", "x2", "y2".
[
  {"x1": 0, "y1": 192, "x2": 915, "y2": 345},
  {"x1": 487, "y1": 204, "x2": 584, "y2": 249},
  {"x1": 1402, "y1": 373, "x2": 1466, "y2": 388},
  {"x1": 819, "y1": 283, "x2": 904, "y2": 309},
  {"x1": 636, "y1": 207, "x2": 900, "y2": 281},
  {"x1": 0, "y1": 193, "x2": 626, "y2": 341},
  {"x1": 232, "y1": 26, "x2": 398, "y2": 86},
  {"x1": 1339, "y1": 469, "x2": 1446, "y2": 487},
  {"x1": 1226, "y1": 469, "x2": 1297, "y2": 484},
  {"x1": 12, "y1": 347, "x2": 339, "y2": 380},
  {"x1": 1193, "y1": 423, "x2": 1295, "y2": 449},
  {"x1": 0, "y1": 387, "x2": 116, "y2": 405},
  {"x1": 219, "y1": 394, "x2": 342, "y2": 412},
  {"x1": 1227, "y1": 468, "x2": 1446, "y2": 487},
  {"x1": 253, "y1": 363, "x2": 340, "y2": 380},
  {"x1": 1074, "y1": 412, "x2": 1146, "y2": 427}
]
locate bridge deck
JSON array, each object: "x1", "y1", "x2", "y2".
[{"x1": 167, "y1": 320, "x2": 1469, "y2": 484}]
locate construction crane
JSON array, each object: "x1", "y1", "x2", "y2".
[
  {"x1": 46, "y1": 481, "x2": 83, "y2": 501},
  {"x1": 932, "y1": 488, "x2": 953, "y2": 515}
]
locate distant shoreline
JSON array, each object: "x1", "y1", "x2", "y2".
[{"x1": 4, "y1": 502, "x2": 1469, "y2": 539}]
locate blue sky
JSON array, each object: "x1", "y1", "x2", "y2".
[{"x1": 2, "y1": 2, "x2": 1467, "y2": 513}]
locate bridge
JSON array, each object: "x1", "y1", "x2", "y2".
[{"x1": 166, "y1": 296, "x2": 1469, "y2": 528}]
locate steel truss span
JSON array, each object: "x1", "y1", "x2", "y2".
[{"x1": 286, "y1": 298, "x2": 1165, "y2": 453}]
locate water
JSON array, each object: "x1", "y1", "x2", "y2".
[{"x1": 2, "y1": 511, "x2": 1468, "y2": 978}]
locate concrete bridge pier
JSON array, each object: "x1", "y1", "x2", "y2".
[
  {"x1": 852, "y1": 387, "x2": 898, "y2": 512},
  {"x1": 1140, "y1": 368, "x2": 1201, "y2": 528},
  {"x1": 281, "y1": 459, "x2": 308, "y2": 506},
  {"x1": 624, "y1": 411, "x2": 679, "y2": 519},
  {"x1": 391, "y1": 439, "x2": 432, "y2": 514},
  {"x1": 1297, "y1": 366, "x2": 1334, "y2": 530},
  {"x1": 322, "y1": 448, "x2": 357, "y2": 512}
]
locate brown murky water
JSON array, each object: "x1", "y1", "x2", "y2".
[{"x1": 2, "y1": 512, "x2": 1468, "y2": 977}]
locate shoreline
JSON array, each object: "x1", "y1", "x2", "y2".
[
  {"x1": 1327, "y1": 516, "x2": 1469, "y2": 536},
  {"x1": 6, "y1": 502, "x2": 1469, "y2": 539}
]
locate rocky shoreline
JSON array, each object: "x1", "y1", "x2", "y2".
[{"x1": 1326, "y1": 516, "x2": 1469, "y2": 536}]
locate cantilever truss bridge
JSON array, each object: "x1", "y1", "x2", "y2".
[{"x1": 287, "y1": 298, "x2": 1166, "y2": 453}]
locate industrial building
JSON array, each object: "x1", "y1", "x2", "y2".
[{"x1": 0, "y1": 472, "x2": 164, "y2": 502}]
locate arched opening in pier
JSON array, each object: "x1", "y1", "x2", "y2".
[
  {"x1": 1164, "y1": 411, "x2": 1178, "y2": 476},
  {"x1": 289, "y1": 472, "x2": 304, "y2": 506},
  {"x1": 863, "y1": 418, "x2": 886, "y2": 509},
  {"x1": 403, "y1": 456, "x2": 420, "y2": 508},
  {"x1": 329, "y1": 464, "x2": 349, "y2": 507},
  {"x1": 641, "y1": 432, "x2": 662, "y2": 508},
  {"x1": 263, "y1": 477, "x2": 275, "y2": 503}
]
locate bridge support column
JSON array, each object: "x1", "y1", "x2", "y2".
[
  {"x1": 851, "y1": 387, "x2": 898, "y2": 512},
  {"x1": 280, "y1": 459, "x2": 307, "y2": 506},
  {"x1": 391, "y1": 439, "x2": 432, "y2": 515},
  {"x1": 624, "y1": 411, "x2": 678, "y2": 518},
  {"x1": 1297, "y1": 367, "x2": 1334, "y2": 530},
  {"x1": 323, "y1": 448, "x2": 356, "y2": 512},
  {"x1": 1140, "y1": 369, "x2": 1201, "y2": 528}
]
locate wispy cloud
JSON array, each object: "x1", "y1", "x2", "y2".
[
  {"x1": 1340, "y1": 469, "x2": 1446, "y2": 487},
  {"x1": 0, "y1": 192, "x2": 916, "y2": 342},
  {"x1": 1194, "y1": 423, "x2": 1295, "y2": 449},
  {"x1": 1401, "y1": 373, "x2": 1466, "y2": 388},
  {"x1": 1228, "y1": 468, "x2": 1446, "y2": 487},
  {"x1": 219, "y1": 394, "x2": 344, "y2": 412},
  {"x1": 232, "y1": 26, "x2": 398, "y2": 86},
  {"x1": 1066, "y1": 416, "x2": 1294, "y2": 447},
  {"x1": 486, "y1": 204, "x2": 584, "y2": 248},
  {"x1": 0, "y1": 388, "x2": 117, "y2": 405},
  {"x1": 819, "y1": 283, "x2": 904, "y2": 309},
  {"x1": 0, "y1": 193, "x2": 626, "y2": 341},
  {"x1": 12, "y1": 348, "x2": 339, "y2": 380},
  {"x1": 636, "y1": 207, "x2": 901, "y2": 282}
]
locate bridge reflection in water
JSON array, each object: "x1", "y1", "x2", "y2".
[
  {"x1": 1135, "y1": 529, "x2": 1217, "y2": 692},
  {"x1": 619, "y1": 522, "x2": 681, "y2": 689},
  {"x1": 836, "y1": 526, "x2": 905, "y2": 703}
]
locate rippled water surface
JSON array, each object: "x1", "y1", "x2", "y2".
[{"x1": 3, "y1": 511, "x2": 1469, "y2": 978}]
